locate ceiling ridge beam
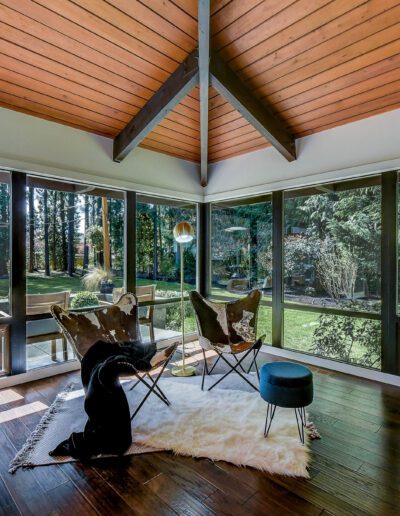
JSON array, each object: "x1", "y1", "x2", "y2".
[
  {"x1": 113, "y1": 50, "x2": 199, "y2": 162},
  {"x1": 210, "y1": 52, "x2": 296, "y2": 162},
  {"x1": 198, "y1": 0, "x2": 210, "y2": 187}
]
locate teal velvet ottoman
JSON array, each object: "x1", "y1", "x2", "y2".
[{"x1": 260, "y1": 361, "x2": 313, "y2": 444}]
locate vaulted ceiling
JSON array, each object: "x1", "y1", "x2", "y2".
[{"x1": 1, "y1": 0, "x2": 400, "y2": 176}]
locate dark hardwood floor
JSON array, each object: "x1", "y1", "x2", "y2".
[{"x1": 0, "y1": 348, "x2": 400, "y2": 516}]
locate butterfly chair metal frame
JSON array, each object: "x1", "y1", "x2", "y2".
[
  {"x1": 190, "y1": 290, "x2": 264, "y2": 393},
  {"x1": 201, "y1": 339, "x2": 262, "y2": 392},
  {"x1": 128, "y1": 348, "x2": 177, "y2": 420}
]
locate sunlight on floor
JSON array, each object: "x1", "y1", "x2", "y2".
[
  {"x1": 0, "y1": 388, "x2": 23, "y2": 406},
  {"x1": 0, "y1": 401, "x2": 48, "y2": 424}
]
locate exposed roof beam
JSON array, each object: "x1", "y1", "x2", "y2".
[
  {"x1": 113, "y1": 50, "x2": 199, "y2": 162},
  {"x1": 210, "y1": 52, "x2": 296, "y2": 162},
  {"x1": 198, "y1": 0, "x2": 210, "y2": 187}
]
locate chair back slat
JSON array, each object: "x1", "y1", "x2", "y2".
[{"x1": 27, "y1": 291, "x2": 70, "y2": 315}]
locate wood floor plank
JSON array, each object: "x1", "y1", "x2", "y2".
[{"x1": 1, "y1": 350, "x2": 400, "y2": 515}]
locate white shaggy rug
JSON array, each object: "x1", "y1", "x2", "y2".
[{"x1": 10, "y1": 374, "x2": 312, "y2": 477}]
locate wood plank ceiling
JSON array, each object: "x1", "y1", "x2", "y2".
[{"x1": 0, "y1": 0, "x2": 400, "y2": 164}]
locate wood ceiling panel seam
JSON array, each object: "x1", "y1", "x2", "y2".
[
  {"x1": 212, "y1": 0, "x2": 298, "y2": 52},
  {"x1": 146, "y1": 131, "x2": 200, "y2": 154},
  {"x1": 244, "y1": 0, "x2": 397, "y2": 86},
  {"x1": 139, "y1": 140, "x2": 200, "y2": 161},
  {"x1": 208, "y1": 130, "x2": 264, "y2": 152},
  {"x1": 160, "y1": 114, "x2": 201, "y2": 134},
  {"x1": 25, "y1": 0, "x2": 168, "y2": 86},
  {"x1": 139, "y1": 146, "x2": 199, "y2": 162},
  {"x1": 209, "y1": 144, "x2": 269, "y2": 162},
  {"x1": 229, "y1": 0, "x2": 366, "y2": 75},
  {"x1": 168, "y1": 106, "x2": 200, "y2": 123},
  {"x1": 209, "y1": 119, "x2": 252, "y2": 138},
  {"x1": 295, "y1": 99, "x2": 400, "y2": 137},
  {"x1": 0, "y1": 82, "x2": 124, "y2": 131},
  {"x1": 273, "y1": 53, "x2": 400, "y2": 112},
  {"x1": 285, "y1": 77, "x2": 400, "y2": 125},
  {"x1": 0, "y1": 35, "x2": 156, "y2": 113},
  {"x1": 0, "y1": 0, "x2": 165, "y2": 94},
  {"x1": 209, "y1": 112, "x2": 243, "y2": 130},
  {"x1": 0, "y1": 92, "x2": 118, "y2": 135},
  {"x1": 67, "y1": 0, "x2": 185, "y2": 67},
  {"x1": 0, "y1": 18, "x2": 159, "y2": 101},
  {"x1": 254, "y1": 16, "x2": 400, "y2": 95},
  {"x1": 106, "y1": 0, "x2": 197, "y2": 51},
  {"x1": 0, "y1": 70, "x2": 132, "y2": 125},
  {"x1": 216, "y1": 0, "x2": 331, "y2": 61},
  {"x1": 209, "y1": 138, "x2": 268, "y2": 160},
  {"x1": 0, "y1": 48, "x2": 144, "y2": 117},
  {"x1": 211, "y1": 0, "x2": 264, "y2": 37},
  {"x1": 0, "y1": 28, "x2": 157, "y2": 107},
  {"x1": 280, "y1": 67, "x2": 400, "y2": 118},
  {"x1": 262, "y1": 38, "x2": 400, "y2": 105},
  {"x1": 209, "y1": 104, "x2": 236, "y2": 121},
  {"x1": 32, "y1": 0, "x2": 174, "y2": 79},
  {"x1": 291, "y1": 89, "x2": 400, "y2": 133},
  {"x1": 152, "y1": 123, "x2": 200, "y2": 144},
  {"x1": 169, "y1": 0, "x2": 197, "y2": 20},
  {"x1": 211, "y1": 0, "x2": 232, "y2": 17},
  {"x1": 208, "y1": 126, "x2": 258, "y2": 146},
  {"x1": 141, "y1": 0, "x2": 197, "y2": 36},
  {"x1": 0, "y1": 101, "x2": 116, "y2": 137}
]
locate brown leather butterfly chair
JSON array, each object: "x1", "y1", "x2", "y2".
[
  {"x1": 113, "y1": 285, "x2": 156, "y2": 341},
  {"x1": 51, "y1": 293, "x2": 177, "y2": 419},
  {"x1": 190, "y1": 290, "x2": 265, "y2": 392}
]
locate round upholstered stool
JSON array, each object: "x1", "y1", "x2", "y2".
[{"x1": 260, "y1": 362, "x2": 313, "y2": 444}]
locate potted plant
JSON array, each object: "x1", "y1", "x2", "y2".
[{"x1": 82, "y1": 266, "x2": 114, "y2": 293}]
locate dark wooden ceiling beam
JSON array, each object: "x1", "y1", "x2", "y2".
[
  {"x1": 210, "y1": 52, "x2": 296, "y2": 162},
  {"x1": 198, "y1": 0, "x2": 210, "y2": 187},
  {"x1": 113, "y1": 50, "x2": 199, "y2": 162}
]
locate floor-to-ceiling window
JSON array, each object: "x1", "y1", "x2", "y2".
[
  {"x1": 283, "y1": 178, "x2": 382, "y2": 369},
  {"x1": 0, "y1": 172, "x2": 10, "y2": 374},
  {"x1": 210, "y1": 196, "x2": 273, "y2": 343},
  {"x1": 25, "y1": 177, "x2": 124, "y2": 370},
  {"x1": 136, "y1": 195, "x2": 197, "y2": 342}
]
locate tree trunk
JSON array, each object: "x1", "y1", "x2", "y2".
[
  {"x1": 28, "y1": 187, "x2": 35, "y2": 273},
  {"x1": 60, "y1": 193, "x2": 68, "y2": 271},
  {"x1": 51, "y1": 191, "x2": 57, "y2": 270},
  {"x1": 43, "y1": 189, "x2": 50, "y2": 276},
  {"x1": 102, "y1": 197, "x2": 111, "y2": 274},
  {"x1": 83, "y1": 194, "x2": 89, "y2": 272},
  {"x1": 67, "y1": 193, "x2": 75, "y2": 276},
  {"x1": 153, "y1": 205, "x2": 158, "y2": 280}
]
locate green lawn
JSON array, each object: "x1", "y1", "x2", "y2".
[{"x1": 0, "y1": 276, "x2": 381, "y2": 368}]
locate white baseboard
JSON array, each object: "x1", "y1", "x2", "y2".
[
  {"x1": 0, "y1": 360, "x2": 80, "y2": 388},
  {"x1": 263, "y1": 345, "x2": 400, "y2": 387}
]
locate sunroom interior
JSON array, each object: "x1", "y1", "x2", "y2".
[{"x1": 0, "y1": 1, "x2": 400, "y2": 515}]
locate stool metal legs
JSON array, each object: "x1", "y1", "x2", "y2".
[
  {"x1": 264, "y1": 403, "x2": 277, "y2": 437},
  {"x1": 264, "y1": 404, "x2": 307, "y2": 444}
]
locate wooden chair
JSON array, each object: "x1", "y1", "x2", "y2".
[
  {"x1": 26, "y1": 291, "x2": 70, "y2": 362},
  {"x1": 113, "y1": 285, "x2": 156, "y2": 341}
]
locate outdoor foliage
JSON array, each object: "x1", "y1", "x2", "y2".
[{"x1": 70, "y1": 291, "x2": 99, "y2": 309}]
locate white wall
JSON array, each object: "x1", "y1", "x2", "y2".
[
  {"x1": 0, "y1": 107, "x2": 203, "y2": 201},
  {"x1": 205, "y1": 108, "x2": 400, "y2": 201},
  {"x1": 1, "y1": 105, "x2": 400, "y2": 203}
]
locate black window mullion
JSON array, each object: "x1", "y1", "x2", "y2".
[
  {"x1": 197, "y1": 202, "x2": 210, "y2": 297},
  {"x1": 10, "y1": 171, "x2": 27, "y2": 374},
  {"x1": 272, "y1": 191, "x2": 283, "y2": 347},
  {"x1": 381, "y1": 171, "x2": 398, "y2": 374},
  {"x1": 124, "y1": 190, "x2": 136, "y2": 294}
]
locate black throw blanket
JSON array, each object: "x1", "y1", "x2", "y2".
[{"x1": 49, "y1": 340, "x2": 156, "y2": 460}]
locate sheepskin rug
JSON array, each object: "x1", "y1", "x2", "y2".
[
  {"x1": 132, "y1": 374, "x2": 310, "y2": 477},
  {"x1": 10, "y1": 373, "x2": 311, "y2": 477}
]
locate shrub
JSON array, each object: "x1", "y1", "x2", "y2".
[
  {"x1": 85, "y1": 225, "x2": 104, "y2": 250},
  {"x1": 71, "y1": 291, "x2": 99, "y2": 309}
]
